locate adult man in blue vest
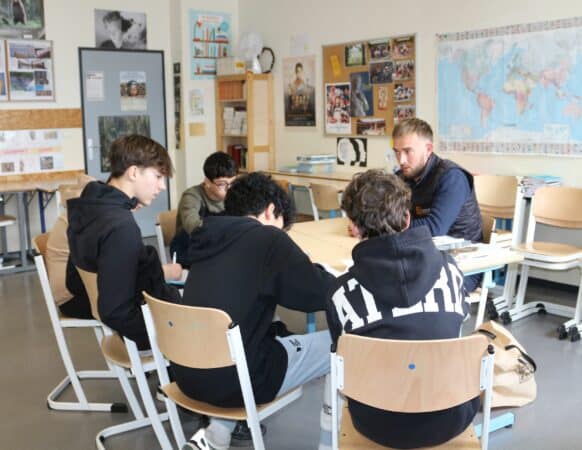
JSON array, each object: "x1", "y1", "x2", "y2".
[{"x1": 392, "y1": 118, "x2": 483, "y2": 292}]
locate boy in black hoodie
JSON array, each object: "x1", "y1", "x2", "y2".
[
  {"x1": 326, "y1": 169, "x2": 478, "y2": 448},
  {"x1": 66, "y1": 135, "x2": 182, "y2": 350},
  {"x1": 178, "y1": 172, "x2": 335, "y2": 449}
]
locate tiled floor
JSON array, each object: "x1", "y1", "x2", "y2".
[{"x1": 1, "y1": 268, "x2": 580, "y2": 449}]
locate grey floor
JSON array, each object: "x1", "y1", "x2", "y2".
[{"x1": 1, "y1": 269, "x2": 581, "y2": 450}]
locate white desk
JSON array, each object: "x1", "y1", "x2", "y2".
[{"x1": 289, "y1": 218, "x2": 523, "y2": 329}]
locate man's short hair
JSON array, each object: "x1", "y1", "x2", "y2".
[
  {"x1": 225, "y1": 172, "x2": 294, "y2": 229},
  {"x1": 109, "y1": 135, "x2": 173, "y2": 178},
  {"x1": 203, "y1": 152, "x2": 237, "y2": 180},
  {"x1": 295, "y1": 62, "x2": 303, "y2": 72},
  {"x1": 392, "y1": 118, "x2": 433, "y2": 142},
  {"x1": 341, "y1": 169, "x2": 411, "y2": 238}
]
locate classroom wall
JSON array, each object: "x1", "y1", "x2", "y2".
[
  {"x1": 0, "y1": 0, "x2": 175, "y2": 249},
  {"x1": 178, "y1": 0, "x2": 239, "y2": 189},
  {"x1": 239, "y1": 0, "x2": 582, "y2": 286},
  {"x1": 239, "y1": 0, "x2": 582, "y2": 187}
]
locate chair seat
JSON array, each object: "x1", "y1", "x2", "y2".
[
  {"x1": 340, "y1": 406, "x2": 479, "y2": 449},
  {"x1": 101, "y1": 334, "x2": 153, "y2": 368},
  {"x1": 514, "y1": 241, "x2": 582, "y2": 263},
  {"x1": 162, "y1": 381, "x2": 300, "y2": 421}
]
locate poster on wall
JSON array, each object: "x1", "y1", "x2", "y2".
[
  {"x1": 283, "y1": 55, "x2": 316, "y2": 127},
  {"x1": 325, "y1": 83, "x2": 351, "y2": 134},
  {"x1": 85, "y1": 70, "x2": 104, "y2": 101},
  {"x1": 0, "y1": 0, "x2": 45, "y2": 39},
  {"x1": 189, "y1": 88, "x2": 204, "y2": 118},
  {"x1": 98, "y1": 115, "x2": 150, "y2": 172},
  {"x1": 6, "y1": 38, "x2": 54, "y2": 100},
  {"x1": 0, "y1": 128, "x2": 63, "y2": 175},
  {"x1": 190, "y1": 10, "x2": 231, "y2": 79},
  {"x1": 94, "y1": 9, "x2": 147, "y2": 50},
  {"x1": 120, "y1": 70, "x2": 146, "y2": 111},
  {"x1": 0, "y1": 40, "x2": 7, "y2": 100},
  {"x1": 350, "y1": 72, "x2": 373, "y2": 117},
  {"x1": 337, "y1": 137, "x2": 367, "y2": 167}
]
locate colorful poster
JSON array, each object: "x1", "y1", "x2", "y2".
[
  {"x1": 120, "y1": 70, "x2": 146, "y2": 111},
  {"x1": 94, "y1": 9, "x2": 147, "y2": 49},
  {"x1": 438, "y1": 17, "x2": 582, "y2": 156},
  {"x1": 0, "y1": 0, "x2": 45, "y2": 39},
  {"x1": 190, "y1": 10, "x2": 231, "y2": 79},
  {"x1": 284, "y1": 55, "x2": 316, "y2": 127},
  {"x1": 0, "y1": 129, "x2": 63, "y2": 175},
  {"x1": 325, "y1": 83, "x2": 351, "y2": 134},
  {"x1": 6, "y1": 38, "x2": 53, "y2": 100}
]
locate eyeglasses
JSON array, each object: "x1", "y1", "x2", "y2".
[{"x1": 212, "y1": 181, "x2": 233, "y2": 190}]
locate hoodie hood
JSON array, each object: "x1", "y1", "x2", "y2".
[
  {"x1": 350, "y1": 225, "x2": 443, "y2": 308},
  {"x1": 67, "y1": 181, "x2": 138, "y2": 234},
  {"x1": 187, "y1": 215, "x2": 262, "y2": 263}
]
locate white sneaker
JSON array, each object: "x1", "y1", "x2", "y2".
[{"x1": 188, "y1": 427, "x2": 229, "y2": 450}]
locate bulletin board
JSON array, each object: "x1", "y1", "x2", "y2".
[{"x1": 322, "y1": 34, "x2": 416, "y2": 137}]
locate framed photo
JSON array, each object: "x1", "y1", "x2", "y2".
[
  {"x1": 94, "y1": 9, "x2": 147, "y2": 49},
  {"x1": 6, "y1": 38, "x2": 54, "y2": 101},
  {"x1": 344, "y1": 42, "x2": 365, "y2": 67},
  {"x1": 0, "y1": 0, "x2": 45, "y2": 39}
]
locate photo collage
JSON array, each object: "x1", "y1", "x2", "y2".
[{"x1": 323, "y1": 35, "x2": 416, "y2": 136}]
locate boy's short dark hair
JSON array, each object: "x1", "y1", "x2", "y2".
[
  {"x1": 225, "y1": 172, "x2": 294, "y2": 229},
  {"x1": 203, "y1": 152, "x2": 237, "y2": 180},
  {"x1": 109, "y1": 135, "x2": 173, "y2": 178},
  {"x1": 341, "y1": 169, "x2": 411, "y2": 238}
]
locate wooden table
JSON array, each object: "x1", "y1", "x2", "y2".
[{"x1": 288, "y1": 217, "x2": 523, "y2": 329}]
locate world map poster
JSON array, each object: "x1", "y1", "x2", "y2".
[{"x1": 437, "y1": 17, "x2": 582, "y2": 157}]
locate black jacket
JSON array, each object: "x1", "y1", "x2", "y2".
[
  {"x1": 66, "y1": 181, "x2": 180, "y2": 350},
  {"x1": 174, "y1": 215, "x2": 335, "y2": 407},
  {"x1": 326, "y1": 226, "x2": 479, "y2": 448}
]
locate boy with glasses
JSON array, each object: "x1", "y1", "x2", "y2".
[{"x1": 170, "y1": 152, "x2": 236, "y2": 267}]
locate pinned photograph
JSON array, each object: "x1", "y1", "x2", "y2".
[
  {"x1": 1, "y1": 161, "x2": 15, "y2": 173},
  {"x1": 394, "y1": 105, "x2": 415, "y2": 123},
  {"x1": 39, "y1": 154, "x2": 53, "y2": 170},
  {"x1": 6, "y1": 38, "x2": 53, "y2": 100},
  {"x1": 394, "y1": 82, "x2": 414, "y2": 102},
  {"x1": 357, "y1": 118, "x2": 386, "y2": 136},
  {"x1": 345, "y1": 42, "x2": 365, "y2": 67},
  {"x1": 120, "y1": 70, "x2": 146, "y2": 111},
  {"x1": 337, "y1": 137, "x2": 367, "y2": 167},
  {"x1": 189, "y1": 88, "x2": 204, "y2": 117},
  {"x1": 94, "y1": 9, "x2": 147, "y2": 49},
  {"x1": 0, "y1": 0, "x2": 45, "y2": 39},
  {"x1": 377, "y1": 85, "x2": 388, "y2": 110},
  {"x1": 325, "y1": 82, "x2": 351, "y2": 134},
  {"x1": 368, "y1": 39, "x2": 391, "y2": 61},
  {"x1": 392, "y1": 36, "x2": 414, "y2": 59},
  {"x1": 284, "y1": 55, "x2": 316, "y2": 126},
  {"x1": 350, "y1": 72, "x2": 373, "y2": 117},
  {"x1": 394, "y1": 60, "x2": 415, "y2": 80},
  {"x1": 98, "y1": 115, "x2": 150, "y2": 172},
  {"x1": 369, "y1": 60, "x2": 393, "y2": 84}
]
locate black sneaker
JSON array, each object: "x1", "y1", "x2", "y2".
[{"x1": 230, "y1": 421, "x2": 267, "y2": 447}]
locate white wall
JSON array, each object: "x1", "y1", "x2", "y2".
[
  {"x1": 178, "y1": 0, "x2": 239, "y2": 189},
  {"x1": 239, "y1": 0, "x2": 582, "y2": 186}
]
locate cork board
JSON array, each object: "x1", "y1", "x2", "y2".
[
  {"x1": 322, "y1": 35, "x2": 416, "y2": 137},
  {"x1": 0, "y1": 108, "x2": 82, "y2": 130}
]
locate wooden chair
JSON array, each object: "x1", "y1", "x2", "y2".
[
  {"x1": 330, "y1": 334, "x2": 495, "y2": 450},
  {"x1": 309, "y1": 183, "x2": 345, "y2": 221},
  {"x1": 141, "y1": 293, "x2": 303, "y2": 450},
  {"x1": 155, "y1": 209, "x2": 177, "y2": 264},
  {"x1": 508, "y1": 186, "x2": 582, "y2": 341},
  {"x1": 32, "y1": 234, "x2": 123, "y2": 413},
  {"x1": 76, "y1": 268, "x2": 172, "y2": 450}
]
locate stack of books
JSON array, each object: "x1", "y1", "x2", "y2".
[
  {"x1": 296, "y1": 154, "x2": 336, "y2": 174},
  {"x1": 223, "y1": 107, "x2": 247, "y2": 135}
]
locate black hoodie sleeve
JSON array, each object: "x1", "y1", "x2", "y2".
[
  {"x1": 264, "y1": 231, "x2": 336, "y2": 313},
  {"x1": 97, "y1": 221, "x2": 150, "y2": 350}
]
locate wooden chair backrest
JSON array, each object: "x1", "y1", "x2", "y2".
[
  {"x1": 337, "y1": 333, "x2": 488, "y2": 413},
  {"x1": 533, "y1": 186, "x2": 582, "y2": 229},
  {"x1": 76, "y1": 267, "x2": 101, "y2": 321},
  {"x1": 310, "y1": 183, "x2": 341, "y2": 212},
  {"x1": 32, "y1": 233, "x2": 50, "y2": 259},
  {"x1": 474, "y1": 175, "x2": 517, "y2": 219},
  {"x1": 275, "y1": 179, "x2": 290, "y2": 194},
  {"x1": 144, "y1": 292, "x2": 234, "y2": 369},
  {"x1": 158, "y1": 209, "x2": 177, "y2": 245}
]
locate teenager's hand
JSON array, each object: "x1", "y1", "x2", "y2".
[{"x1": 163, "y1": 263, "x2": 183, "y2": 281}]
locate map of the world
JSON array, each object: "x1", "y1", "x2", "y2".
[{"x1": 437, "y1": 17, "x2": 582, "y2": 156}]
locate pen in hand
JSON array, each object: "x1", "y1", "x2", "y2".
[{"x1": 172, "y1": 252, "x2": 177, "y2": 264}]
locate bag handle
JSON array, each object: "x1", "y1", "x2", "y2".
[
  {"x1": 476, "y1": 328, "x2": 497, "y2": 340},
  {"x1": 505, "y1": 344, "x2": 537, "y2": 372}
]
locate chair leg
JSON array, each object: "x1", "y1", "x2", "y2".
[
  {"x1": 95, "y1": 412, "x2": 170, "y2": 450},
  {"x1": 165, "y1": 399, "x2": 187, "y2": 448},
  {"x1": 112, "y1": 363, "x2": 145, "y2": 420}
]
